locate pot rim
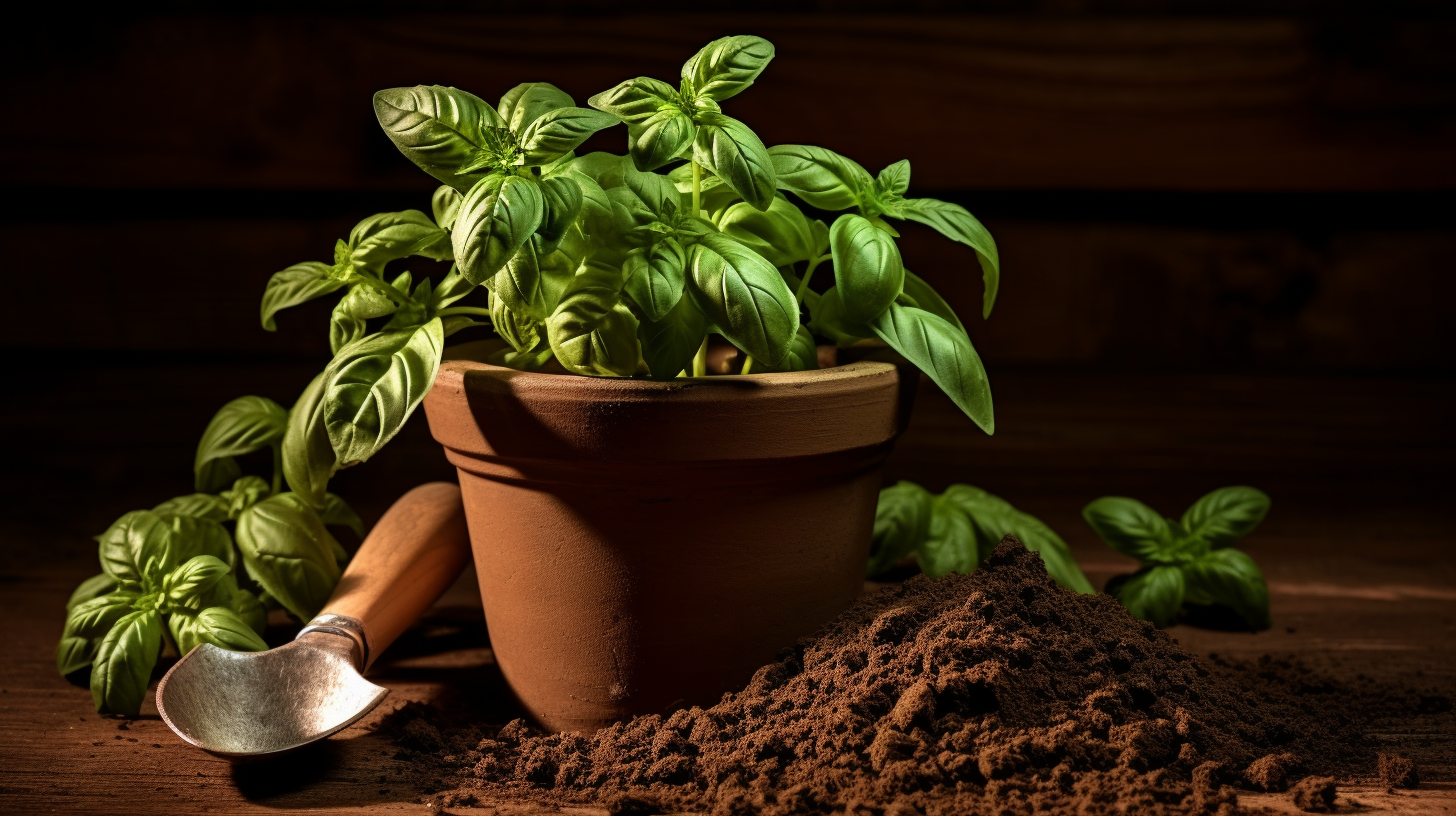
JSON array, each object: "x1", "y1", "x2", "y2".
[
  {"x1": 425, "y1": 340, "x2": 916, "y2": 463},
  {"x1": 439, "y1": 339, "x2": 898, "y2": 394}
]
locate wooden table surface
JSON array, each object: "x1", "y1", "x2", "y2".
[{"x1": 1, "y1": 371, "x2": 1452, "y2": 814}]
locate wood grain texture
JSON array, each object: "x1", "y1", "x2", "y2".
[
  {"x1": 3, "y1": 14, "x2": 1453, "y2": 191},
  {"x1": 6, "y1": 211, "x2": 1452, "y2": 371}
]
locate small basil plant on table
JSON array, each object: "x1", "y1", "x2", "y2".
[
  {"x1": 262, "y1": 33, "x2": 1002, "y2": 512},
  {"x1": 57, "y1": 397, "x2": 365, "y2": 715},
  {"x1": 869, "y1": 482, "x2": 1095, "y2": 593},
  {"x1": 1084, "y1": 486, "x2": 1273, "y2": 630}
]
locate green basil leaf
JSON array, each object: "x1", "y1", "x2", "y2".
[
  {"x1": 1082, "y1": 497, "x2": 1175, "y2": 563},
  {"x1": 487, "y1": 236, "x2": 549, "y2": 321},
  {"x1": 768, "y1": 145, "x2": 872, "y2": 211},
  {"x1": 161, "y1": 555, "x2": 231, "y2": 608},
  {"x1": 455, "y1": 174, "x2": 545, "y2": 285},
  {"x1": 151, "y1": 494, "x2": 228, "y2": 523},
  {"x1": 499, "y1": 82, "x2": 575, "y2": 135},
  {"x1": 90, "y1": 609, "x2": 161, "y2": 716},
  {"x1": 869, "y1": 303, "x2": 993, "y2": 434},
  {"x1": 432, "y1": 185, "x2": 464, "y2": 230},
  {"x1": 57, "y1": 592, "x2": 138, "y2": 676},
  {"x1": 193, "y1": 396, "x2": 287, "y2": 493},
  {"x1": 693, "y1": 113, "x2": 775, "y2": 211},
  {"x1": 261, "y1": 262, "x2": 345, "y2": 331},
  {"x1": 491, "y1": 289, "x2": 546, "y2": 353},
  {"x1": 324, "y1": 320, "x2": 444, "y2": 469},
  {"x1": 626, "y1": 110, "x2": 695, "y2": 172},
  {"x1": 429, "y1": 265, "x2": 476, "y2": 313},
  {"x1": 623, "y1": 238, "x2": 687, "y2": 322},
  {"x1": 902, "y1": 270, "x2": 966, "y2": 334},
  {"x1": 538, "y1": 175, "x2": 584, "y2": 254},
  {"x1": 163, "y1": 514, "x2": 236, "y2": 572},
  {"x1": 868, "y1": 481, "x2": 933, "y2": 578},
  {"x1": 373, "y1": 85, "x2": 507, "y2": 192},
  {"x1": 1107, "y1": 566, "x2": 1186, "y2": 627},
  {"x1": 282, "y1": 371, "x2": 338, "y2": 510},
  {"x1": 519, "y1": 107, "x2": 618, "y2": 165},
  {"x1": 1182, "y1": 548, "x2": 1270, "y2": 630},
  {"x1": 96, "y1": 511, "x2": 172, "y2": 584},
  {"x1": 686, "y1": 233, "x2": 799, "y2": 366},
  {"x1": 807, "y1": 285, "x2": 872, "y2": 348},
  {"x1": 1180, "y1": 486, "x2": 1271, "y2": 548},
  {"x1": 219, "y1": 475, "x2": 270, "y2": 519},
  {"x1": 66, "y1": 573, "x2": 120, "y2": 611},
  {"x1": 329, "y1": 281, "x2": 399, "y2": 354},
  {"x1": 349, "y1": 210, "x2": 451, "y2": 269},
  {"x1": 637, "y1": 292, "x2": 708, "y2": 379},
  {"x1": 321, "y1": 493, "x2": 365, "y2": 539},
  {"x1": 623, "y1": 166, "x2": 682, "y2": 223},
  {"x1": 235, "y1": 493, "x2": 344, "y2": 621},
  {"x1": 1007, "y1": 512, "x2": 1093, "y2": 593},
  {"x1": 939, "y1": 485, "x2": 1094, "y2": 594},
  {"x1": 570, "y1": 151, "x2": 635, "y2": 188},
  {"x1": 752, "y1": 326, "x2": 818, "y2": 373},
  {"x1": 877, "y1": 159, "x2": 911, "y2": 197},
  {"x1": 607, "y1": 186, "x2": 654, "y2": 230},
  {"x1": 230, "y1": 587, "x2": 268, "y2": 636},
  {"x1": 888, "y1": 198, "x2": 1000, "y2": 319},
  {"x1": 716, "y1": 195, "x2": 815, "y2": 267},
  {"x1": 488, "y1": 341, "x2": 557, "y2": 372},
  {"x1": 831, "y1": 214, "x2": 905, "y2": 324},
  {"x1": 170, "y1": 606, "x2": 269, "y2": 657},
  {"x1": 547, "y1": 261, "x2": 641, "y2": 377},
  {"x1": 682, "y1": 35, "x2": 775, "y2": 102},
  {"x1": 588, "y1": 76, "x2": 680, "y2": 123},
  {"x1": 917, "y1": 498, "x2": 979, "y2": 578},
  {"x1": 935, "y1": 485, "x2": 1007, "y2": 562}
]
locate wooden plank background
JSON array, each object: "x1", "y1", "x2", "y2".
[{"x1": 5, "y1": 15, "x2": 1454, "y2": 192}]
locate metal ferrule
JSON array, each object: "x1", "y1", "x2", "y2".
[{"x1": 297, "y1": 613, "x2": 370, "y2": 670}]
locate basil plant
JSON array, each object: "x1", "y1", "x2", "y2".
[
  {"x1": 58, "y1": 397, "x2": 364, "y2": 716},
  {"x1": 261, "y1": 34, "x2": 1001, "y2": 512},
  {"x1": 1084, "y1": 487, "x2": 1273, "y2": 630},
  {"x1": 870, "y1": 481, "x2": 1093, "y2": 594}
]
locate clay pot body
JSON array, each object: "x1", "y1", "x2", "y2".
[{"x1": 422, "y1": 341, "x2": 914, "y2": 733}]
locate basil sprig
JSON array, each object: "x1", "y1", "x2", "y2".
[
  {"x1": 1084, "y1": 487, "x2": 1272, "y2": 630},
  {"x1": 590, "y1": 36, "x2": 777, "y2": 209},
  {"x1": 869, "y1": 481, "x2": 1094, "y2": 594},
  {"x1": 58, "y1": 400, "x2": 364, "y2": 716}
]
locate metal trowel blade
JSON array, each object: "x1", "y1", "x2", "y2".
[{"x1": 156, "y1": 635, "x2": 389, "y2": 758}]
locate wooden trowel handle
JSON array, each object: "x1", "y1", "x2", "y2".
[{"x1": 318, "y1": 482, "x2": 471, "y2": 670}]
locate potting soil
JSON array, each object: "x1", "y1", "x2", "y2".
[{"x1": 385, "y1": 539, "x2": 1444, "y2": 815}]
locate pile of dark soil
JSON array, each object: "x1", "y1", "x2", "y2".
[{"x1": 381, "y1": 539, "x2": 1445, "y2": 815}]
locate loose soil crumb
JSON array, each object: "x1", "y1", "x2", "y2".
[
  {"x1": 1378, "y1": 752, "x2": 1419, "y2": 789},
  {"x1": 1244, "y1": 752, "x2": 1301, "y2": 792},
  {"x1": 388, "y1": 539, "x2": 1451, "y2": 815},
  {"x1": 1289, "y1": 776, "x2": 1337, "y2": 812}
]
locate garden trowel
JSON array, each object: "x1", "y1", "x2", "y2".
[{"x1": 156, "y1": 482, "x2": 472, "y2": 757}]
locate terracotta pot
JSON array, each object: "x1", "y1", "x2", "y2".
[{"x1": 422, "y1": 340, "x2": 915, "y2": 733}]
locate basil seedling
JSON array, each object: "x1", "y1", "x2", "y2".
[
  {"x1": 58, "y1": 398, "x2": 364, "y2": 715},
  {"x1": 869, "y1": 481, "x2": 1094, "y2": 594},
  {"x1": 1084, "y1": 486, "x2": 1272, "y2": 630}
]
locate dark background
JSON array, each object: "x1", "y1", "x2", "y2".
[{"x1": 1, "y1": 6, "x2": 1452, "y2": 569}]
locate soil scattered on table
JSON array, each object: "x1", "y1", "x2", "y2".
[
  {"x1": 1288, "y1": 775, "x2": 1337, "y2": 812},
  {"x1": 383, "y1": 539, "x2": 1450, "y2": 815},
  {"x1": 1378, "y1": 752, "x2": 1419, "y2": 789}
]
